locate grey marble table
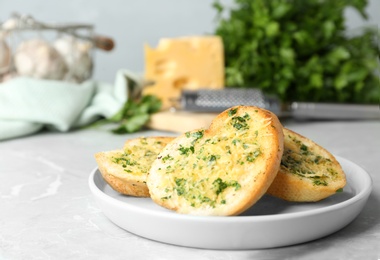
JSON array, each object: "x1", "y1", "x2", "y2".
[{"x1": 1, "y1": 120, "x2": 379, "y2": 260}]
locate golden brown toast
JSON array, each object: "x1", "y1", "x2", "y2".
[
  {"x1": 147, "y1": 106, "x2": 284, "y2": 216},
  {"x1": 267, "y1": 128, "x2": 346, "y2": 202},
  {"x1": 95, "y1": 136, "x2": 174, "y2": 197}
]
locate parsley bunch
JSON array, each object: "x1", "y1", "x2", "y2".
[
  {"x1": 88, "y1": 95, "x2": 162, "y2": 133},
  {"x1": 110, "y1": 95, "x2": 161, "y2": 133},
  {"x1": 213, "y1": 0, "x2": 380, "y2": 104}
]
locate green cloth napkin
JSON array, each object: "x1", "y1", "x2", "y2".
[{"x1": 0, "y1": 69, "x2": 141, "y2": 141}]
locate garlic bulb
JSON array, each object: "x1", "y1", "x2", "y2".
[
  {"x1": 14, "y1": 39, "x2": 68, "y2": 80},
  {"x1": 54, "y1": 36, "x2": 93, "y2": 83},
  {"x1": 1, "y1": 16, "x2": 18, "y2": 31},
  {"x1": 0, "y1": 39, "x2": 11, "y2": 75}
]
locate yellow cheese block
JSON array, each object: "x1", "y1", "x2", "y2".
[{"x1": 143, "y1": 36, "x2": 224, "y2": 109}]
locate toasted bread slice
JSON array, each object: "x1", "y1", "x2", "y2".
[
  {"x1": 147, "y1": 106, "x2": 284, "y2": 216},
  {"x1": 95, "y1": 136, "x2": 174, "y2": 197},
  {"x1": 266, "y1": 128, "x2": 346, "y2": 202}
]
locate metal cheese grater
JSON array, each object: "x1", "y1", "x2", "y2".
[
  {"x1": 180, "y1": 89, "x2": 281, "y2": 114},
  {"x1": 178, "y1": 89, "x2": 380, "y2": 120}
]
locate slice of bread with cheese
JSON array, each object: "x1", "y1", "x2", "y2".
[
  {"x1": 95, "y1": 136, "x2": 174, "y2": 197},
  {"x1": 266, "y1": 128, "x2": 346, "y2": 202},
  {"x1": 147, "y1": 106, "x2": 284, "y2": 216}
]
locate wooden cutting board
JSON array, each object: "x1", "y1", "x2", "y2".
[{"x1": 147, "y1": 111, "x2": 218, "y2": 133}]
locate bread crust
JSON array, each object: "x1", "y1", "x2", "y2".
[
  {"x1": 147, "y1": 106, "x2": 284, "y2": 216},
  {"x1": 266, "y1": 128, "x2": 346, "y2": 202},
  {"x1": 95, "y1": 136, "x2": 174, "y2": 197}
]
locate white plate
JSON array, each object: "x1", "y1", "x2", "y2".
[{"x1": 89, "y1": 156, "x2": 372, "y2": 249}]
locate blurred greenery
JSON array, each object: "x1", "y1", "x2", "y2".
[
  {"x1": 109, "y1": 95, "x2": 162, "y2": 134},
  {"x1": 86, "y1": 95, "x2": 162, "y2": 134},
  {"x1": 213, "y1": 0, "x2": 380, "y2": 104}
]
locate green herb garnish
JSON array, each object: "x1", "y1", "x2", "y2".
[
  {"x1": 162, "y1": 154, "x2": 174, "y2": 163},
  {"x1": 231, "y1": 116, "x2": 249, "y2": 130},
  {"x1": 174, "y1": 178, "x2": 187, "y2": 196},
  {"x1": 192, "y1": 130, "x2": 204, "y2": 140},
  {"x1": 228, "y1": 108, "x2": 238, "y2": 116},
  {"x1": 178, "y1": 145, "x2": 195, "y2": 156},
  {"x1": 212, "y1": 178, "x2": 241, "y2": 195}
]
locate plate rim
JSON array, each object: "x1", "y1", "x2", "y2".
[{"x1": 88, "y1": 155, "x2": 373, "y2": 223}]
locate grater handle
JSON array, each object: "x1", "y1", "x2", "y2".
[{"x1": 289, "y1": 102, "x2": 380, "y2": 120}]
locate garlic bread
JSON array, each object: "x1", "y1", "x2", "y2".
[
  {"x1": 95, "y1": 136, "x2": 174, "y2": 197},
  {"x1": 267, "y1": 128, "x2": 346, "y2": 202},
  {"x1": 147, "y1": 106, "x2": 284, "y2": 216}
]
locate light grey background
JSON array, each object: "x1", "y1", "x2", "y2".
[{"x1": 1, "y1": 0, "x2": 379, "y2": 84}]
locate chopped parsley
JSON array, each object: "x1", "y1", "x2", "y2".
[
  {"x1": 231, "y1": 115, "x2": 250, "y2": 130},
  {"x1": 162, "y1": 154, "x2": 174, "y2": 163},
  {"x1": 112, "y1": 156, "x2": 137, "y2": 167},
  {"x1": 246, "y1": 150, "x2": 261, "y2": 162},
  {"x1": 312, "y1": 179, "x2": 328, "y2": 186},
  {"x1": 186, "y1": 130, "x2": 205, "y2": 144},
  {"x1": 192, "y1": 130, "x2": 204, "y2": 140},
  {"x1": 174, "y1": 178, "x2": 187, "y2": 196},
  {"x1": 228, "y1": 108, "x2": 238, "y2": 116},
  {"x1": 209, "y1": 155, "x2": 218, "y2": 162},
  {"x1": 178, "y1": 145, "x2": 195, "y2": 156},
  {"x1": 300, "y1": 144, "x2": 310, "y2": 155},
  {"x1": 213, "y1": 178, "x2": 241, "y2": 195}
]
